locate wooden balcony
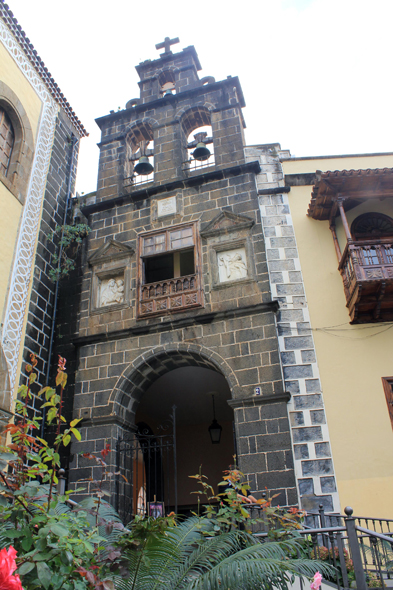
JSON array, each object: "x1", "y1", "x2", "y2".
[
  {"x1": 339, "y1": 239, "x2": 393, "y2": 323},
  {"x1": 138, "y1": 273, "x2": 202, "y2": 318}
]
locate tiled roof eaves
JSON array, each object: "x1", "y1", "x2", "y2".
[
  {"x1": 0, "y1": 1, "x2": 88, "y2": 137},
  {"x1": 321, "y1": 167, "x2": 393, "y2": 178},
  {"x1": 308, "y1": 167, "x2": 393, "y2": 219}
]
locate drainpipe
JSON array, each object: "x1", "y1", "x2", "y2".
[{"x1": 40, "y1": 135, "x2": 79, "y2": 438}]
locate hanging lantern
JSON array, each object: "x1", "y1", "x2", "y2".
[
  {"x1": 192, "y1": 131, "x2": 211, "y2": 161},
  {"x1": 208, "y1": 393, "x2": 222, "y2": 444}
]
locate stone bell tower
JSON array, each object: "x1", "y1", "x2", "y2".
[{"x1": 66, "y1": 39, "x2": 298, "y2": 516}]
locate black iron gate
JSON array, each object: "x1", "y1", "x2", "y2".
[{"x1": 115, "y1": 405, "x2": 177, "y2": 523}]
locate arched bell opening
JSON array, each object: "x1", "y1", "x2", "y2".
[
  {"x1": 124, "y1": 122, "x2": 154, "y2": 188},
  {"x1": 181, "y1": 107, "x2": 215, "y2": 172},
  {"x1": 158, "y1": 70, "x2": 177, "y2": 97}
]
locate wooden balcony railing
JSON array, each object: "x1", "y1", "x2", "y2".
[
  {"x1": 338, "y1": 239, "x2": 393, "y2": 323},
  {"x1": 138, "y1": 273, "x2": 202, "y2": 318}
]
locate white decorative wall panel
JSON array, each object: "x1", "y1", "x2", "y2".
[{"x1": 1, "y1": 20, "x2": 59, "y2": 395}]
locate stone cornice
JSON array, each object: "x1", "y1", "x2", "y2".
[
  {"x1": 95, "y1": 76, "x2": 245, "y2": 129},
  {"x1": 80, "y1": 414, "x2": 136, "y2": 431},
  {"x1": 81, "y1": 161, "x2": 261, "y2": 216},
  {"x1": 73, "y1": 300, "x2": 279, "y2": 347},
  {"x1": 227, "y1": 392, "x2": 291, "y2": 408}
]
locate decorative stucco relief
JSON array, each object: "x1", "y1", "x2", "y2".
[
  {"x1": 99, "y1": 277, "x2": 125, "y2": 307},
  {"x1": 217, "y1": 248, "x2": 248, "y2": 282}
]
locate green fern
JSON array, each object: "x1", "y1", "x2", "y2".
[{"x1": 115, "y1": 516, "x2": 334, "y2": 590}]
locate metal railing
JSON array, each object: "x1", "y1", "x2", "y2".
[{"x1": 248, "y1": 503, "x2": 393, "y2": 590}]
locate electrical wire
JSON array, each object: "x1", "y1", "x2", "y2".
[{"x1": 279, "y1": 321, "x2": 393, "y2": 339}]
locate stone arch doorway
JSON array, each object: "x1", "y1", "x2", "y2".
[{"x1": 114, "y1": 347, "x2": 237, "y2": 517}]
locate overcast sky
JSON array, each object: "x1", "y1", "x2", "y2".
[{"x1": 8, "y1": 0, "x2": 393, "y2": 194}]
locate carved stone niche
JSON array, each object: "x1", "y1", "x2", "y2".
[
  {"x1": 88, "y1": 240, "x2": 134, "y2": 314},
  {"x1": 200, "y1": 210, "x2": 256, "y2": 289}
]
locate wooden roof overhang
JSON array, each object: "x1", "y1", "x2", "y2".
[{"x1": 307, "y1": 168, "x2": 393, "y2": 221}]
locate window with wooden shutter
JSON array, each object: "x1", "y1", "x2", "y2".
[
  {"x1": 0, "y1": 107, "x2": 14, "y2": 177},
  {"x1": 138, "y1": 223, "x2": 203, "y2": 318}
]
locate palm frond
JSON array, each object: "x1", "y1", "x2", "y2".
[
  {"x1": 191, "y1": 555, "x2": 334, "y2": 590},
  {"x1": 117, "y1": 517, "x2": 212, "y2": 590},
  {"x1": 172, "y1": 530, "x2": 246, "y2": 589},
  {"x1": 115, "y1": 516, "x2": 334, "y2": 590}
]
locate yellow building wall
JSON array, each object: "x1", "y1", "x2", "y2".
[
  {"x1": 0, "y1": 184, "x2": 22, "y2": 317},
  {"x1": 283, "y1": 153, "x2": 393, "y2": 176},
  {"x1": 284, "y1": 154, "x2": 393, "y2": 518},
  {"x1": 0, "y1": 43, "x2": 42, "y2": 142}
]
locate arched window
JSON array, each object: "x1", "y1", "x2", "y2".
[
  {"x1": 0, "y1": 106, "x2": 14, "y2": 177},
  {"x1": 0, "y1": 81, "x2": 35, "y2": 203},
  {"x1": 351, "y1": 212, "x2": 393, "y2": 240},
  {"x1": 351, "y1": 212, "x2": 393, "y2": 266},
  {"x1": 181, "y1": 107, "x2": 214, "y2": 171},
  {"x1": 124, "y1": 122, "x2": 154, "y2": 188}
]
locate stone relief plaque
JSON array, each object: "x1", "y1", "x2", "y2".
[
  {"x1": 157, "y1": 196, "x2": 177, "y2": 218},
  {"x1": 217, "y1": 248, "x2": 248, "y2": 282},
  {"x1": 99, "y1": 275, "x2": 125, "y2": 307}
]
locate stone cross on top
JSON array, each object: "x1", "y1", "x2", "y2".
[{"x1": 155, "y1": 36, "x2": 180, "y2": 55}]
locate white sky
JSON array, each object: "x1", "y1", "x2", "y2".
[{"x1": 8, "y1": 0, "x2": 393, "y2": 194}]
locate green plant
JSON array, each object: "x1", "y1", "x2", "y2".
[
  {"x1": 115, "y1": 515, "x2": 333, "y2": 590},
  {"x1": 47, "y1": 223, "x2": 91, "y2": 282},
  {"x1": 311, "y1": 545, "x2": 355, "y2": 586},
  {"x1": 0, "y1": 355, "x2": 125, "y2": 590},
  {"x1": 190, "y1": 467, "x2": 305, "y2": 537}
]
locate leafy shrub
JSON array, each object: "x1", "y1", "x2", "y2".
[{"x1": 0, "y1": 355, "x2": 125, "y2": 590}]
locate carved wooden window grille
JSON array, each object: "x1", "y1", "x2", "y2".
[
  {"x1": 0, "y1": 107, "x2": 14, "y2": 177},
  {"x1": 138, "y1": 223, "x2": 202, "y2": 318},
  {"x1": 384, "y1": 246, "x2": 393, "y2": 264},
  {"x1": 382, "y1": 377, "x2": 393, "y2": 431},
  {"x1": 361, "y1": 246, "x2": 380, "y2": 266},
  {"x1": 351, "y1": 213, "x2": 393, "y2": 240}
]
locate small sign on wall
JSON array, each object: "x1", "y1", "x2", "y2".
[
  {"x1": 157, "y1": 196, "x2": 177, "y2": 217},
  {"x1": 254, "y1": 386, "x2": 261, "y2": 396}
]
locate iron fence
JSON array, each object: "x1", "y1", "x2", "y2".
[
  {"x1": 249, "y1": 504, "x2": 393, "y2": 590},
  {"x1": 115, "y1": 406, "x2": 177, "y2": 523}
]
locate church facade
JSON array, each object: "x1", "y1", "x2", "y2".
[{"x1": 64, "y1": 39, "x2": 310, "y2": 516}]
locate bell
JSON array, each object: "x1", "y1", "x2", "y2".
[
  {"x1": 192, "y1": 142, "x2": 211, "y2": 161},
  {"x1": 134, "y1": 156, "x2": 154, "y2": 176},
  {"x1": 164, "y1": 88, "x2": 173, "y2": 96}
]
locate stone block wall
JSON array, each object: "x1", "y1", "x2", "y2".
[
  {"x1": 246, "y1": 144, "x2": 341, "y2": 512},
  {"x1": 21, "y1": 111, "x2": 80, "y2": 414},
  {"x1": 66, "y1": 161, "x2": 297, "y2": 506},
  {"x1": 69, "y1": 308, "x2": 296, "y2": 505}
]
